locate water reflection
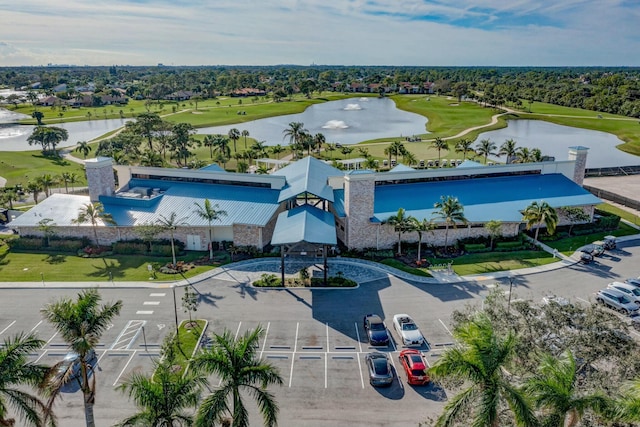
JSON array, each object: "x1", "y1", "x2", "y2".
[{"x1": 478, "y1": 120, "x2": 640, "y2": 168}]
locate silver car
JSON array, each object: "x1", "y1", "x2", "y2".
[
  {"x1": 365, "y1": 352, "x2": 394, "y2": 387},
  {"x1": 626, "y1": 276, "x2": 640, "y2": 287},
  {"x1": 608, "y1": 282, "x2": 640, "y2": 305},
  {"x1": 596, "y1": 288, "x2": 640, "y2": 315}
]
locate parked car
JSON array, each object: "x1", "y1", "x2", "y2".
[
  {"x1": 603, "y1": 235, "x2": 617, "y2": 250},
  {"x1": 398, "y1": 349, "x2": 430, "y2": 385},
  {"x1": 608, "y1": 282, "x2": 640, "y2": 305},
  {"x1": 56, "y1": 349, "x2": 97, "y2": 382},
  {"x1": 581, "y1": 243, "x2": 605, "y2": 257},
  {"x1": 392, "y1": 314, "x2": 424, "y2": 347},
  {"x1": 363, "y1": 314, "x2": 390, "y2": 346},
  {"x1": 595, "y1": 289, "x2": 640, "y2": 315},
  {"x1": 626, "y1": 276, "x2": 640, "y2": 287},
  {"x1": 365, "y1": 352, "x2": 394, "y2": 387},
  {"x1": 579, "y1": 252, "x2": 594, "y2": 264}
]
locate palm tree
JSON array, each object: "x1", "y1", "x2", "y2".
[
  {"x1": 612, "y1": 378, "x2": 640, "y2": 423},
  {"x1": 157, "y1": 212, "x2": 187, "y2": 266},
  {"x1": 0, "y1": 333, "x2": 55, "y2": 427},
  {"x1": 389, "y1": 141, "x2": 406, "y2": 162},
  {"x1": 115, "y1": 356, "x2": 206, "y2": 427},
  {"x1": 530, "y1": 148, "x2": 544, "y2": 163},
  {"x1": 228, "y1": 128, "x2": 240, "y2": 154},
  {"x1": 36, "y1": 174, "x2": 57, "y2": 198},
  {"x1": 241, "y1": 129, "x2": 250, "y2": 150},
  {"x1": 26, "y1": 180, "x2": 43, "y2": 204},
  {"x1": 313, "y1": 133, "x2": 326, "y2": 154},
  {"x1": 75, "y1": 141, "x2": 92, "y2": 159},
  {"x1": 499, "y1": 139, "x2": 518, "y2": 164},
  {"x1": 432, "y1": 195, "x2": 468, "y2": 252},
  {"x1": 431, "y1": 137, "x2": 449, "y2": 161},
  {"x1": 523, "y1": 350, "x2": 609, "y2": 427},
  {"x1": 454, "y1": 138, "x2": 474, "y2": 160},
  {"x1": 522, "y1": 201, "x2": 558, "y2": 241},
  {"x1": 250, "y1": 140, "x2": 268, "y2": 159},
  {"x1": 476, "y1": 138, "x2": 498, "y2": 164},
  {"x1": 485, "y1": 219, "x2": 502, "y2": 249},
  {"x1": 203, "y1": 135, "x2": 216, "y2": 159},
  {"x1": 192, "y1": 326, "x2": 283, "y2": 427},
  {"x1": 325, "y1": 143, "x2": 336, "y2": 159},
  {"x1": 72, "y1": 202, "x2": 116, "y2": 246},
  {"x1": 429, "y1": 313, "x2": 537, "y2": 427},
  {"x1": 270, "y1": 144, "x2": 285, "y2": 160},
  {"x1": 282, "y1": 122, "x2": 306, "y2": 149},
  {"x1": 42, "y1": 289, "x2": 123, "y2": 427},
  {"x1": 194, "y1": 199, "x2": 227, "y2": 260},
  {"x1": 384, "y1": 208, "x2": 414, "y2": 256},
  {"x1": 411, "y1": 218, "x2": 435, "y2": 262},
  {"x1": 516, "y1": 147, "x2": 533, "y2": 163}
]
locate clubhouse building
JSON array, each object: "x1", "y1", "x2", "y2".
[{"x1": 9, "y1": 147, "x2": 601, "y2": 252}]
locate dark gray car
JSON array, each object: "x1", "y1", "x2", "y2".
[{"x1": 365, "y1": 352, "x2": 394, "y2": 387}]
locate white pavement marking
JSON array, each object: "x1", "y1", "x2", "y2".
[
  {"x1": 136, "y1": 310, "x2": 154, "y2": 315},
  {"x1": 0, "y1": 321, "x2": 16, "y2": 336},
  {"x1": 356, "y1": 351, "x2": 365, "y2": 389},
  {"x1": 111, "y1": 320, "x2": 147, "y2": 350},
  {"x1": 259, "y1": 322, "x2": 270, "y2": 358},
  {"x1": 29, "y1": 320, "x2": 43, "y2": 333},
  {"x1": 325, "y1": 323, "x2": 329, "y2": 389},
  {"x1": 576, "y1": 297, "x2": 591, "y2": 304},
  {"x1": 113, "y1": 351, "x2": 138, "y2": 386},
  {"x1": 355, "y1": 322, "x2": 363, "y2": 353},
  {"x1": 219, "y1": 322, "x2": 243, "y2": 388},
  {"x1": 149, "y1": 293, "x2": 166, "y2": 297},
  {"x1": 439, "y1": 319, "x2": 453, "y2": 336},
  {"x1": 288, "y1": 322, "x2": 299, "y2": 388},
  {"x1": 143, "y1": 301, "x2": 160, "y2": 305}
]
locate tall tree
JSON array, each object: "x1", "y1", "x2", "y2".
[
  {"x1": 192, "y1": 326, "x2": 283, "y2": 427},
  {"x1": 454, "y1": 138, "x2": 474, "y2": 160},
  {"x1": 476, "y1": 138, "x2": 498, "y2": 164},
  {"x1": 499, "y1": 139, "x2": 518, "y2": 164},
  {"x1": 194, "y1": 199, "x2": 227, "y2": 260},
  {"x1": 157, "y1": 212, "x2": 187, "y2": 266},
  {"x1": 36, "y1": 174, "x2": 57, "y2": 198},
  {"x1": 561, "y1": 206, "x2": 590, "y2": 236},
  {"x1": 411, "y1": 217, "x2": 435, "y2": 261},
  {"x1": 429, "y1": 313, "x2": 537, "y2": 427},
  {"x1": 72, "y1": 202, "x2": 116, "y2": 246},
  {"x1": 282, "y1": 122, "x2": 306, "y2": 149},
  {"x1": 115, "y1": 356, "x2": 205, "y2": 427},
  {"x1": 31, "y1": 111, "x2": 44, "y2": 126},
  {"x1": 432, "y1": 195, "x2": 468, "y2": 252},
  {"x1": 270, "y1": 144, "x2": 285, "y2": 160},
  {"x1": 134, "y1": 112, "x2": 162, "y2": 151},
  {"x1": 241, "y1": 129, "x2": 250, "y2": 150},
  {"x1": 384, "y1": 208, "x2": 414, "y2": 256},
  {"x1": 485, "y1": 219, "x2": 502, "y2": 249},
  {"x1": 523, "y1": 350, "x2": 609, "y2": 427},
  {"x1": 27, "y1": 126, "x2": 69, "y2": 156},
  {"x1": 228, "y1": 128, "x2": 240, "y2": 154},
  {"x1": 431, "y1": 137, "x2": 449, "y2": 161},
  {"x1": 42, "y1": 289, "x2": 123, "y2": 427},
  {"x1": 522, "y1": 201, "x2": 558, "y2": 242},
  {"x1": 171, "y1": 123, "x2": 197, "y2": 166},
  {"x1": 0, "y1": 333, "x2": 55, "y2": 427},
  {"x1": 75, "y1": 141, "x2": 92, "y2": 159}
]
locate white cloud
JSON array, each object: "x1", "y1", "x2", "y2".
[{"x1": 0, "y1": 0, "x2": 637, "y2": 66}]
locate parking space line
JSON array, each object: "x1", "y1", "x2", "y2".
[
  {"x1": 149, "y1": 293, "x2": 166, "y2": 297},
  {"x1": 288, "y1": 322, "x2": 299, "y2": 388},
  {"x1": 111, "y1": 320, "x2": 146, "y2": 350},
  {"x1": 438, "y1": 319, "x2": 453, "y2": 336},
  {"x1": 233, "y1": 322, "x2": 242, "y2": 341},
  {"x1": 356, "y1": 352, "x2": 364, "y2": 389},
  {"x1": 143, "y1": 301, "x2": 160, "y2": 306},
  {"x1": 576, "y1": 297, "x2": 590, "y2": 304},
  {"x1": 0, "y1": 321, "x2": 16, "y2": 336},
  {"x1": 259, "y1": 322, "x2": 270, "y2": 359},
  {"x1": 113, "y1": 350, "x2": 137, "y2": 386},
  {"x1": 135, "y1": 311, "x2": 153, "y2": 315},
  {"x1": 355, "y1": 322, "x2": 363, "y2": 353},
  {"x1": 325, "y1": 322, "x2": 329, "y2": 389},
  {"x1": 29, "y1": 320, "x2": 43, "y2": 333}
]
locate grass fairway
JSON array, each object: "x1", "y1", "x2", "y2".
[
  {"x1": 0, "y1": 244, "x2": 214, "y2": 282},
  {"x1": 0, "y1": 150, "x2": 87, "y2": 188}
]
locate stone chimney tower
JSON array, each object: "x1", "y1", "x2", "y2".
[
  {"x1": 85, "y1": 157, "x2": 115, "y2": 202},
  {"x1": 568, "y1": 146, "x2": 589, "y2": 186}
]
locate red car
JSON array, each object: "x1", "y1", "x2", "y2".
[{"x1": 399, "y1": 349, "x2": 430, "y2": 385}]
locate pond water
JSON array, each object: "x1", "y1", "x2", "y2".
[
  {"x1": 477, "y1": 119, "x2": 640, "y2": 168},
  {"x1": 197, "y1": 97, "x2": 429, "y2": 146},
  {"x1": 0, "y1": 113, "x2": 129, "y2": 151}
]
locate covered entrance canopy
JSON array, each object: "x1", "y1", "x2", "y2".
[{"x1": 271, "y1": 205, "x2": 337, "y2": 286}]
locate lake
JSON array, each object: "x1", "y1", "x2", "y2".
[
  {"x1": 197, "y1": 97, "x2": 429, "y2": 146},
  {"x1": 477, "y1": 119, "x2": 640, "y2": 168}
]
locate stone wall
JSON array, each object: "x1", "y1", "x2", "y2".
[
  {"x1": 232, "y1": 224, "x2": 262, "y2": 248},
  {"x1": 85, "y1": 158, "x2": 115, "y2": 202},
  {"x1": 568, "y1": 147, "x2": 589, "y2": 185},
  {"x1": 343, "y1": 176, "x2": 379, "y2": 249}
]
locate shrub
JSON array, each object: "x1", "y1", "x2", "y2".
[
  {"x1": 595, "y1": 209, "x2": 620, "y2": 230},
  {"x1": 8, "y1": 236, "x2": 43, "y2": 251},
  {"x1": 113, "y1": 241, "x2": 147, "y2": 255},
  {"x1": 48, "y1": 238, "x2": 86, "y2": 252},
  {"x1": 464, "y1": 243, "x2": 489, "y2": 253},
  {"x1": 254, "y1": 273, "x2": 282, "y2": 287}
]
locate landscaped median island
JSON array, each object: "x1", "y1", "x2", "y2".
[
  {"x1": 162, "y1": 319, "x2": 207, "y2": 376},
  {"x1": 253, "y1": 271, "x2": 357, "y2": 288}
]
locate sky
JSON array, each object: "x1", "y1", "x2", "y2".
[{"x1": 0, "y1": 0, "x2": 639, "y2": 67}]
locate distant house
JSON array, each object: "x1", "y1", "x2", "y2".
[
  {"x1": 100, "y1": 95, "x2": 128, "y2": 105},
  {"x1": 37, "y1": 96, "x2": 62, "y2": 107},
  {"x1": 52, "y1": 84, "x2": 67, "y2": 93},
  {"x1": 165, "y1": 90, "x2": 194, "y2": 101},
  {"x1": 231, "y1": 88, "x2": 266, "y2": 97}
]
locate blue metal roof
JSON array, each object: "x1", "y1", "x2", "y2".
[
  {"x1": 390, "y1": 164, "x2": 415, "y2": 172},
  {"x1": 374, "y1": 173, "x2": 601, "y2": 223},
  {"x1": 271, "y1": 205, "x2": 337, "y2": 245},
  {"x1": 99, "y1": 179, "x2": 280, "y2": 227},
  {"x1": 199, "y1": 163, "x2": 226, "y2": 172},
  {"x1": 457, "y1": 160, "x2": 484, "y2": 168},
  {"x1": 272, "y1": 156, "x2": 343, "y2": 203}
]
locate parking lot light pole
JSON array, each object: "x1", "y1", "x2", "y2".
[
  {"x1": 172, "y1": 283, "x2": 179, "y2": 342},
  {"x1": 507, "y1": 277, "x2": 514, "y2": 312}
]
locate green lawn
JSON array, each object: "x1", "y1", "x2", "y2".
[
  {"x1": 596, "y1": 203, "x2": 640, "y2": 226},
  {"x1": 543, "y1": 222, "x2": 639, "y2": 254},
  {"x1": 0, "y1": 151, "x2": 87, "y2": 188},
  {"x1": 426, "y1": 250, "x2": 556, "y2": 276},
  {"x1": 0, "y1": 244, "x2": 215, "y2": 282}
]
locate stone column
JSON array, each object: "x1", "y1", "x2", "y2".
[
  {"x1": 85, "y1": 157, "x2": 116, "y2": 202},
  {"x1": 568, "y1": 146, "x2": 589, "y2": 186},
  {"x1": 344, "y1": 174, "x2": 376, "y2": 249}
]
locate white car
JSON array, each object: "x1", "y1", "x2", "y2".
[
  {"x1": 608, "y1": 281, "x2": 640, "y2": 305},
  {"x1": 392, "y1": 314, "x2": 424, "y2": 347},
  {"x1": 626, "y1": 276, "x2": 640, "y2": 287}
]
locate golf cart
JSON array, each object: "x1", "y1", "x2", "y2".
[
  {"x1": 582, "y1": 243, "x2": 605, "y2": 257},
  {"x1": 603, "y1": 235, "x2": 617, "y2": 250},
  {"x1": 579, "y1": 251, "x2": 594, "y2": 264}
]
